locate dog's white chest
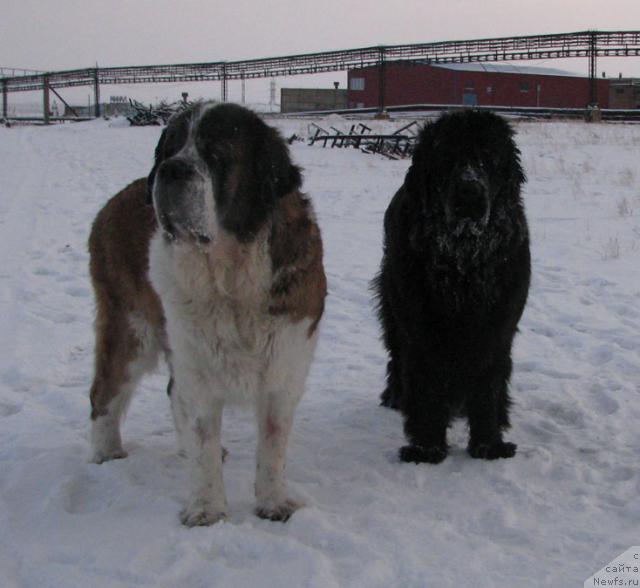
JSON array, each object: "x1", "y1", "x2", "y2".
[{"x1": 149, "y1": 231, "x2": 277, "y2": 402}]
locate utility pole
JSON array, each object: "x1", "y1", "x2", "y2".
[{"x1": 269, "y1": 79, "x2": 276, "y2": 111}]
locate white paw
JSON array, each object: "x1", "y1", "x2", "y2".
[
  {"x1": 90, "y1": 447, "x2": 128, "y2": 464},
  {"x1": 178, "y1": 446, "x2": 226, "y2": 460},
  {"x1": 91, "y1": 419, "x2": 126, "y2": 464},
  {"x1": 180, "y1": 501, "x2": 227, "y2": 527},
  {"x1": 255, "y1": 498, "x2": 301, "y2": 522}
]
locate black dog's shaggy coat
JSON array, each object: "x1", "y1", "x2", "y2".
[{"x1": 374, "y1": 110, "x2": 531, "y2": 464}]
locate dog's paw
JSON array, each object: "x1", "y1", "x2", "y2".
[
  {"x1": 255, "y1": 498, "x2": 301, "y2": 523},
  {"x1": 180, "y1": 503, "x2": 227, "y2": 527},
  {"x1": 90, "y1": 447, "x2": 128, "y2": 464},
  {"x1": 176, "y1": 446, "x2": 226, "y2": 460},
  {"x1": 399, "y1": 444, "x2": 448, "y2": 464},
  {"x1": 468, "y1": 441, "x2": 517, "y2": 460}
]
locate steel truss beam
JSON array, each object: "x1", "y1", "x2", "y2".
[{"x1": 2, "y1": 30, "x2": 639, "y2": 94}]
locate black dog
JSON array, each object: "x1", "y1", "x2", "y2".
[{"x1": 373, "y1": 110, "x2": 530, "y2": 464}]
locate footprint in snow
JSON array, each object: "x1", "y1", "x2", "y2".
[
  {"x1": 64, "y1": 286, "x2": 91, "y2": 299},
  {"x1": 589, "y1": 384, "x2": 619, "y2": 415},
  {"x1": 60, "y1": 471, "x2": 101, "y2": 515},
  {"x1": 32, "y1": 266, "x2": 56, "y2": 276},
  {"x1": 0, "y1": 401, "x2": 21, "y2": 417},
  {"x1": 611, "y1": 303, "x2": 639, "y2": 320},
  {"x1": 587, "y1": 345, "x2": 614, "y2": 367},
  {"x1": 518, "y1": 361, "x2": 580, "y2": 381}
]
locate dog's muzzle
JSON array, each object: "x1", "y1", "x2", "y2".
[
  {"x1": 153, "y1": 158, "x2": 212, "y2": 244},
  {"x1": 447, "y1": 166, "x2": 490, "y2": 227}
]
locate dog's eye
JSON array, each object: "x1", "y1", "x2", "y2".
[{"x1": 162, "y1": 119, "x2": 190, "y2": 157}]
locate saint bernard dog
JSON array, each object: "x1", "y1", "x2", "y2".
[{"x1": 88, "y1": 102, "x2": 326, "y2": 526}]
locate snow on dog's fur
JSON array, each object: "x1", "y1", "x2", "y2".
[
  {"x1": 88, "y1": 103, "x2": 326, "y2": 525},
  {"x1": 373, "y1": 110, "x2": 530, "y2": 465}
]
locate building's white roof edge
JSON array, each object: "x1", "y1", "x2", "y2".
[{"x1": 431, "y1": 62, "x2": 585, "y2": 78}]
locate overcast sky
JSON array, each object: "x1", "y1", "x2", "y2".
[
  {"x1": 2, "y1": 0, "x2": 640, "y2": 107},
  {"x1": 2, "y1": 0, "x2": 640, "y2": 70}
]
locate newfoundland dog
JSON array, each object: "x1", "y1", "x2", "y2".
[
  {"x1": 89, "y1": 103, "x2": 326, "y2": 525},
  {"x1": 373, "y1": 110, "x2": 530, "y2": 464}
]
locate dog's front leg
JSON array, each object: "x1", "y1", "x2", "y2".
[
  {"x1": 176, "y1": 376, "x2": 227, "y2": 527},
  {"x1": 254, "y1": 389, "x2": 302, "y2": 522}
]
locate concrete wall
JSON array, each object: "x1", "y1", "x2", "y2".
[
  {"x1": 280, "y1": 88, "x2": 348, "y2": 113},
  {"x1": 64, "y1": 102, "x2": 134, "y2": 117},
  {"x1": 609, "y1": 79, "x2": 640, "y2": 109}
]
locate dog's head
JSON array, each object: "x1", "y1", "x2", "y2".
[
  {"x1": 408, "y1": 110, "x2": 526, "y2": 237},
  {"x1": 148, "y1": 102, "x2": 301, "y2": 245}
]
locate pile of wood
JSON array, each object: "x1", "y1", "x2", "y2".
[{"x1": 126, "y1": 99, "x2": 191, "y2": 126}]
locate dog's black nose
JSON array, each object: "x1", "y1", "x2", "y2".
[
  {"x1": 452, "y1": 180, "x2": 488, "y2": 222},
  {"x1": 158, "y1": 158, "x2": 194, "y2": 183}
]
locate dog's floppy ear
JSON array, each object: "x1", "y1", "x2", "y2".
[
  {"x1": 510, "y1": 144, "x2": 527, "y2": 190},
  {"x1": 220, "y1": 122, "x2": 303, "y2": 242},
  {"x1": 146, "y1": 127, "x2": 167, "y2": 204},
  {"x1": 406, "y1": 121, "x2": 436, "y2": 200},
  {"x1": 256, "y1": 126, "x2": 302, "y2": 202}
]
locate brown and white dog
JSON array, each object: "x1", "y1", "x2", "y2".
[{"x1": 88, "y1": 102, "x2": 326, "y2": 526}]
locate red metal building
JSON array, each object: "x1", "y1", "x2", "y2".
[{"x1": 347, "y1": 62, "x2": 610, "y2": 109}]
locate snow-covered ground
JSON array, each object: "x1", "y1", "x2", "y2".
[{"x1": 0, "y1": 113, "x2": 638, "y2": 587}]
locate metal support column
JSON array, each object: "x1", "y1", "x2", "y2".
[
  {"x1": 93, "y1": 68, "x2": 101, "y2": 118},
  {"x1": 221, "y1": 64, "x2": 227, "y2": 102},
  {"x1": 588, "y1": 31, "x2": 598, "y2": 107},
  {"x1": 43, "y1": 74, "x2": 50, "y2": 125},
  {"x1": 377, "y1": 46, "x2": 386, "y2": 115},
  {"x1": 2, "y1": 79, "x2": 7, "y2": 119}
]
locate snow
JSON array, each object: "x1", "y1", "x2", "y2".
[{"x1": 0, "y1": 113, "x2": 639, "y2": 587}]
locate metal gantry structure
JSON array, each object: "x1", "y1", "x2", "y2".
[{"x1": 3, "y1": 30, "x2": 640, "y2": 121}]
